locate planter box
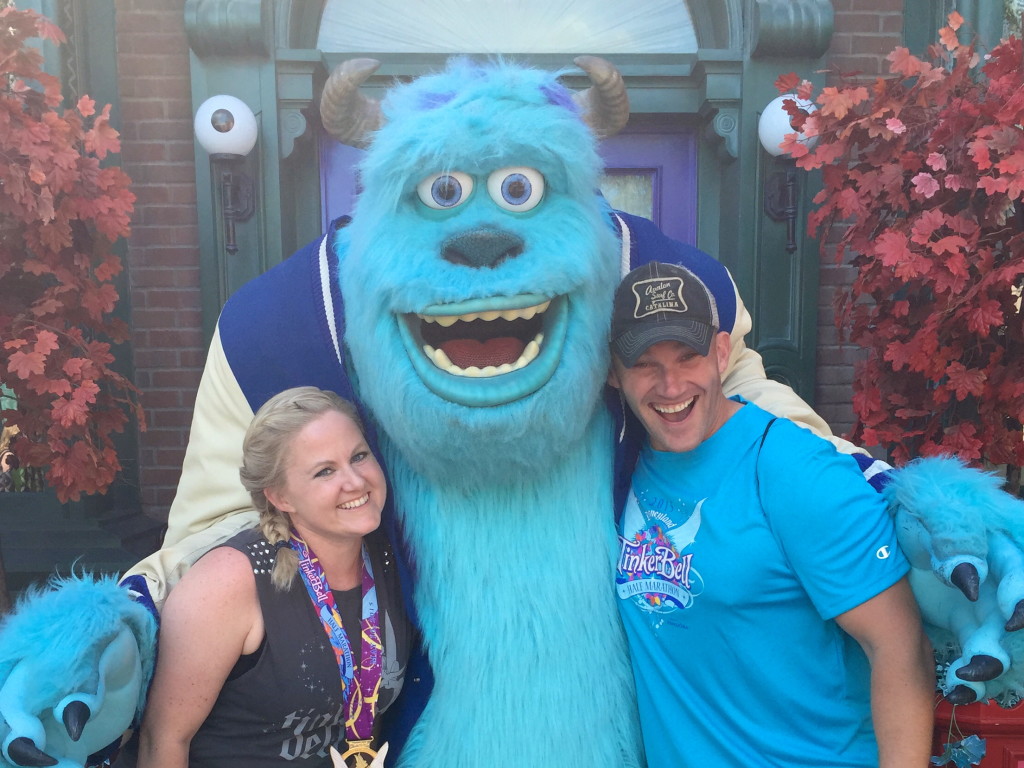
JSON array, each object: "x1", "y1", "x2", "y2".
[{"x1": 934, "y1": 697, "x2": 1024, "y2": 768}]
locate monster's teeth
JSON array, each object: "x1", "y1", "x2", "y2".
[
  {"x1": 521, "y1": 336, "x2": 541, "y2": 363},
  {"x1": 421, "y1": 332, "x2": 544, "y2": 377},
  {"x1": 420, "y1": 299, "x2": 551, "y2": 325},
  {"x1": 518, "y1": 300, "x2": 549, "y2": 320},
  {"x1": 424, "y1": 344, "x2": 454, "y2": 369}
]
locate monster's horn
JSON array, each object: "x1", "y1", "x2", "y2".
[
  {"x1": 573, "y1": 56, "x2": 630, "y2": 139},
  {"x1": 320, "y1": 58, "x2": 384, "y2": 150}
]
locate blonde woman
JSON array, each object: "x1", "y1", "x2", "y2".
[{"x1": 139, "y1": 387, "x2": 409, "y2": 768}]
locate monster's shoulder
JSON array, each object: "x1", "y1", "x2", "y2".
[
  {"x1": 613, "y1": 210, "x2": 737, "y2": 334},
  {"x1": 217, "y1": 230, "x2": 353, "y2": 412}
]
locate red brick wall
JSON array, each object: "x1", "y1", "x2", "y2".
[
  {"x1": 814, "y1": 1, "x2": 904, "y2": 440},
  {"x1": 114, "y1": 0, "x2": 201, "y2": 521},
  {"x1": 111, "y1": 4, "x2": 905, "y2": 521}
]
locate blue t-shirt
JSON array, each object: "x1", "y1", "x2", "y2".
[{"x1": 614, "y1": 401, "x2": 908, "y2": 768}]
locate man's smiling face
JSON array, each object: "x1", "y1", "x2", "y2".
[{"x1": 608, "y1": 334, "x2": 736, "y2": 454}]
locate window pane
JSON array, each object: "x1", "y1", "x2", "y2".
[
  {"x1": 600, "y1": 171, "x2": 654, "y2": 221},
  {"x1": 318, "y1": 0, "x2": 696, "y2": 54}
]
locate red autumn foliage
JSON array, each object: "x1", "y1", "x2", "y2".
[
  {"x1": 0, "y1": 7, "x2": 142, "y2": 501},
  {"x1": 777, "y1": 12, "x2": 1024, "y2": 468}
]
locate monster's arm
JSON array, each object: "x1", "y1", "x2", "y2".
[
  {"x1": 0, "y1": 577, "x2": 156, "y2": 768},
  {"x1": 0, "y1": 329, "x2": 255, "y2": 768},
  {"x1": 124, "y1": 326, "x2": 258, "y2": 608},
  {"x1": 885, "y1": 458, "x2": 1024, "y2": 704},
  {"x1": 721, "y1": 287, "x2": 863, "y2": 456}
]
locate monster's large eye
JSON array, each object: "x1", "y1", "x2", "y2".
[
  {"x1": 417, "y1": 172, "x2": 474, "y2": 209},
  {"x1": 487, "y1": 167, "x2": 544, "y2": 212}
]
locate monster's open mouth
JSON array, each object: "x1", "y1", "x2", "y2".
[
  {"x1": 417, "y1": 299, "x2": 549, "y2": 376},
  {"x1": 398, "y1": 294, "x2": 569, "y2": 406}
]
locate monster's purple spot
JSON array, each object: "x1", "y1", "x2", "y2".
[
  {"x1": 541, "y1": 84, "x2": 577, "y2": 114},
  {"x1": 420, "y1": 92, "x2": 457, "y2": 110}
]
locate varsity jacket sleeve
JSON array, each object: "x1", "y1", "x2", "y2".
[
  {"x1": 721, "y1": 282, "x2": 866, "y2": 457},
  {"x1": 122, "y1": 326, "x2": 258, "y2": 608}
]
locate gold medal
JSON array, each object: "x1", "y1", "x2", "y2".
[{"x1": 340, "y1": 739, "x2": 377, "y2": 768}]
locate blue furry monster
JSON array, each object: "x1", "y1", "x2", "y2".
[
  {"x1": 337, "y1": 59, "x2": 639, "y2": 765},
  {"x1": 2, "y1": 56, "x2": 1024, "y2": 768}
]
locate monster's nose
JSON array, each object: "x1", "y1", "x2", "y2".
[{"x1": 442, "y1": 230, "x2": 524, "y2": 268}]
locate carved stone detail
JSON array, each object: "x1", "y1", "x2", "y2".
[
  {"x1": 703, "y1": 107, "x2": 740, "y2": 161},
  {"x1": 279, "y1": 108, "x2": 309, "y2": 160}
]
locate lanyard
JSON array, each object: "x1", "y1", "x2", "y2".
[{"x1": 290, "y1": 533, "x2": 383, "y2": 748}]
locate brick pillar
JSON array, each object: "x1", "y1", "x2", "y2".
[
  {"x1": 815, "y1": 1, "x2": 904, "y2": 441},
  {"x1": 115, "y1": 0, "x2": 201, "y2": 521}
]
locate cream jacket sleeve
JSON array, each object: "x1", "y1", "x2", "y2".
[
  {"x1": 123, "y1": 326, "x2": 259, "y2": 608},
  {"x1": 722, "y1": 280, "x2": 866, "y2": 457}
]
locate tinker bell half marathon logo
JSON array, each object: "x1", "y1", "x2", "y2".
[{"x1": 616, "y1": 495, "x2": 706, "y2": 613}]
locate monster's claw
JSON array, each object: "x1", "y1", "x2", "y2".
[
  {"x1": 61, "y1": 700, "x2": 90, "y2": 742},
  {"x1": 945, "y1": 684, "x2": 979, "y2": 706},
  {"x1": 955, "y1": 654, "x2": 1005, "y2": 682},
  {"x1": 951, "y1": 562, "x2": 980, "y2": 601},
  {"x1": 1005, "y1": 599, "x2": 1024, "y2": 632},
  {"x1": 6, "y1": 737, "x2": 57, "y2": 767}
]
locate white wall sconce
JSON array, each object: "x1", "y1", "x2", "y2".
[
  {"x1": 194, "y1": 95, "x2": 258, "y2": 255},
  {"x1": 758, "y1": 94, "x2": 817, "y2": 254}
]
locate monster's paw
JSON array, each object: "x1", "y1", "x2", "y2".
[
  {"x1": 0, "y1": 574, "x2": 156, "y2": 767},
  {"x1": 886, "y1": 457, "x2": 1024, "y2": 704}
]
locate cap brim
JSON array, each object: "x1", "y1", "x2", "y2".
[{"x1": 612, "y1": 321, "x2": 714, "y2": 367}]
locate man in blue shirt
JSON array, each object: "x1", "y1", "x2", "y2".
[{"x1": 608, "y1": 261, "x2": 935, "y2": 768}]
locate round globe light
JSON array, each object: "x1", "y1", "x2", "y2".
[
  {"x1": 758, "y1": 94, "x2": 818, "y2": 157},
  {"x1": 194, "y1": 94, "x2": 258, "y2": 157}
]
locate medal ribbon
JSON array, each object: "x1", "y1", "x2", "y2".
[{"x1": 290, "y1": 533, "x2": 383, "y2": 748}]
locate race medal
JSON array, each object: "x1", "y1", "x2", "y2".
[
  {"x1": 291, "y1": 533, "x2": 384, "y2": 766},
  {"x1": 340, "y1": 739, "x2": 377, "y2": 768}
]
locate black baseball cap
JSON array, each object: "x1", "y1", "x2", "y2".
[{"x1": 611, "y1": 261, "x2": 720, "y2": 367}]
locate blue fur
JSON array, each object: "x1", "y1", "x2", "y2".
[
  {"x1": 0, "y1": 574, "x2": 156, "y2": 721},
  {"x1": 886, "y1": 456, "x2": 998, "y2": 570},
  {"x1": 342, "y1": 59, "x2": 618, "y2": 484},
  {"x1": 888, "y1": 456, "x2": 1024, "y2": 699},
  {"x1": 339, "y1": 59, "x2": 641, "y2": 766}
]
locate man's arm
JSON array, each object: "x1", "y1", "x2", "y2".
[{"x1": 836, "y1": 577, "x2": 935, "y2": 768}]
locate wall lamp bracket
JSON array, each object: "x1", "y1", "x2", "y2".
[
  {"x1": 758, "y1": 93, "x2": 818, "y2": 256},
  {"x1": 763, "y1": 165, "x2": 798, "y2": 254},
  {"x1": 210, "y1": 154, "x2": 256, "y2": 255},
  {"x1": 194, "y1": 95, "x2": 259, "y2": 256}
]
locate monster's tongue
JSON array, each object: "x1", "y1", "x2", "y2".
[{"x1": 442, "y1": 338, "x2": 525, "y2": 369}]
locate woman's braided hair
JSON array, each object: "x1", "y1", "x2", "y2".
[{"x1": 239, "y1": 386, "x2": 365, "y2": 590}]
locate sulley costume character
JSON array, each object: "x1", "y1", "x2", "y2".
[{"x1": 1, "y1": 56, "x2": 1024, "y2": 768}]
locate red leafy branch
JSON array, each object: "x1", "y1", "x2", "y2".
[
  {"x1": 778, "y1": 11, "x2": 1024, "y2": 468},
  {"x1": 0, "y1": 7, "x2": 142, "y2": 501}
]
